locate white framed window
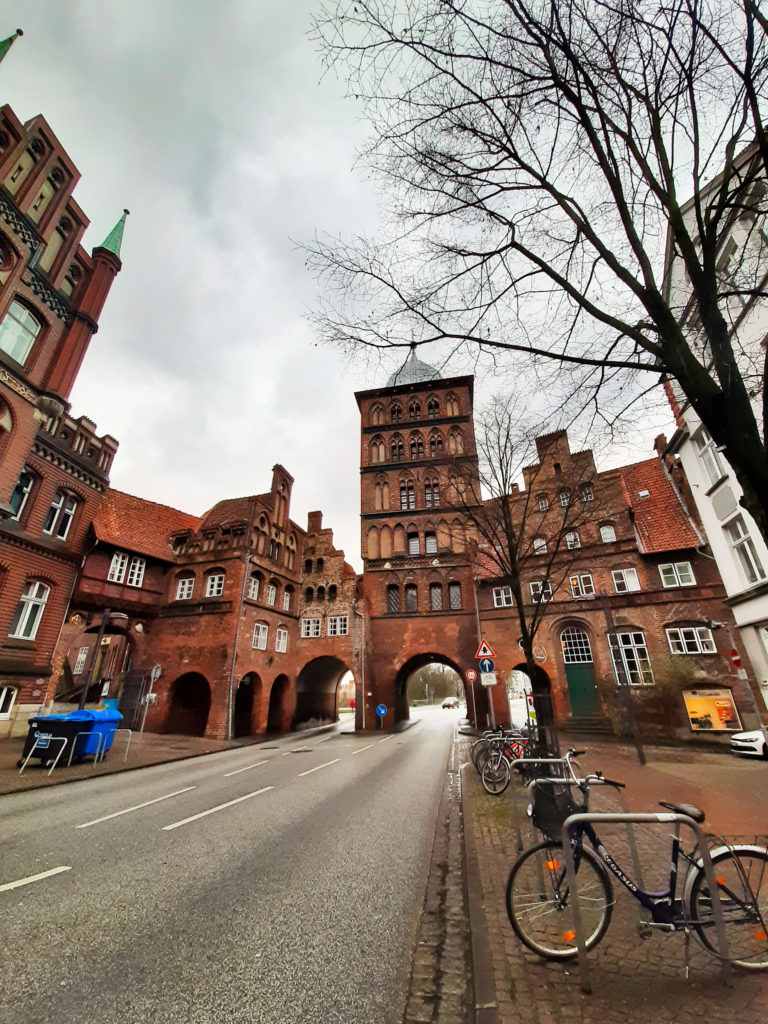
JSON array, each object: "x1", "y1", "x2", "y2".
[
  {"x1": 301, "y1": 617, "x2": 321, "y2": 638},
  {"x1": 176, "y1": 576, "x2": 194, "y2": 600},
  {"x1": 530, "y1": 580, "x2": 553, "y2": 603},
  {"x1": 108, "y1": 551, "x2": 129, "y2": 583},
  {"x1": 537, "y1": 493, "x2": 549, "y2": 511},
  {"x1": 569, "y1": 573, "x2": 595, "y2": 598},
  {"x1": 267, "y1": 584, "x2": 277, "y2": 606},
  {"x1": 694, "y1": 427, "x2": 726, "y2": 487},
  {"x1": 252, "y1": 623, "x2": 268, "y2": 650},
  {"x1": 559, "y1": 489, "x2": 571, "y2": 507},
  {"x1": 9, "y1": 467, "x2": 34, "y2": 521},
  {"x1": 580, "y1": 484, "x2": 594, "y2": 503},
  {"x1": 43, "y1": 491, "x2": 77, "y2": 540},
  {"x1": 0, "y1": 684, "x2": 18, "y2": 720},
  {"x1": 73, "y1": 646, "x2": 89, "y2": 674},
  {"x1": 600, "y1": 524, "x2": 617, "y2": 543},
  {"x1": 206, "y1": 573, "x2": 225, "y2": 597},
  {"x1": 724, "y1": 514, "x2": 766, "y2": 585},
  {"x1": 492, "y1": 586, "x2": 514, "y2": 607},
  {"x1": 561, "y1": 627, "x2": 593, "y2": 664},
  {"x1": 282, "y1": 589, "x2": 291, "y2": 612},
  {"x1": 126, "y1": 557, "x2": 146, "y2": 588},
  {"x1": 666, "y1": 626, "x2": 716, "y2": 655},
  {"x1": 275, "y1": 627, "x2": 288, "y2": 653},
  {"x1": 533, "y1": 537, "x2": 547, "y2": 556},
  {"x1": 609, "y1": 630, "x2": 654, "y2": 685},
  {"x1": 658, "y1": 562, "x2": 696, "y2": 588},
  {"x1": 565, "y1": 531, "x2": 581, "y2": 549},
  {"x1": 247, "y1": 575, "x2": 260, "y2": 600},
  {"x1": 327, "y1": 615, "x2": 349, "y2": 636},
  {"x1": 0, "y1": 300, "x2": 41, "y2": 364},
  {"x1": 612, "y1": 568, "x2": 641, "y2": 593},
  {"x1": 9, "y1": 580, "x2": 50, "y2": 639}
]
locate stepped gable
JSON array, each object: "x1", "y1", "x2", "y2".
[
  {"x1": 94, "y1": 490, "x2": 200, "y2": 561},
  {"x1": 620, "y1": 457, "x2": 702, "y2": 553}
]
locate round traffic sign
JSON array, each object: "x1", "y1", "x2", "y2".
[
  {"x1": 376, "y1": 704, "x2": 388, "y2": 718},
  {"x1": 478, "y1": 657, "x2": 495, "y2": 674},
  {"x1": 466, "y1": 669, "x2": 477, "y2": 682}
]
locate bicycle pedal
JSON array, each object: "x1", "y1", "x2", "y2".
[{"x1": 636, "y1": 923, "x2": 653, "y2": 940}]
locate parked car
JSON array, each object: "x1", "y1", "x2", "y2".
[
  {"x1": 442, "y1": 696, "x2": 460, "y2": 709},
  {"x1": 730, "y1": 729, "x2": 768, "y2": 759}
]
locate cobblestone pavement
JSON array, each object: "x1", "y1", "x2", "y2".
[{"x1": 462, "y1": 735, "x2": 768, "y2": 1024}]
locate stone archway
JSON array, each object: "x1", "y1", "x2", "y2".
[
  {"x1": 164, "y1": 672, "x2": 211, "y2": 736},
  {"x1": 267, "y1": 674, "x2": 291, "y2": 733},
  {"x1": 234, "y1": 672, "x2": 262, "y2": 738},
  {"x1": 294, "y1": 656, "x2": 351, "y2": 728},
  {"x1": 393, "y1": 651, "x2": 466, "y2": 726}
]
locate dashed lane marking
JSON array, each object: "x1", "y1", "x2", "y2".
[
  {"x1": 298, "y1": 759, "x2": 340, "y2": 777},
  {"x1": 223, "y1": 760, "x2": 270, "y2": 777},
  {"x1": 0, "y1": 866, "x2": 71, "y2": 892},
  {"x1": 162, "y1": 787, "x2": 274, "y2": 831},
  {"x1": 351, "y1": 744, "x2": 374, "y2": 754},
  {"x1": 75, "y1": 788, "x2": 197, "y2": 829}
]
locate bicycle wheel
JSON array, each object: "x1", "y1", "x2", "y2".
[
  {"x1": 481, "y1": 752, "x2": 510, "y2": 795},
  {"x1": 471, "y1": 738, "x2": 490, "y2": 771},
  {"x1": 506, "y1": 842, "x2": 613, "y2": 959},
  {"x1": 687, "y1": 845, "x2": 768, "y2": 969}
]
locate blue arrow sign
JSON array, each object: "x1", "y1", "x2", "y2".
[
  {"x1": 376, "y1": 704, "x2": 388, "y2": 718},
  {"x1": 478, "y1": 657, "x2": 495, "y2": 674}
]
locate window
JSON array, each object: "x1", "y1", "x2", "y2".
[
  {"x1": 430, "y1": 583, "x2": 443, "y2": 610},
  {"x1": 536, "y1": 493, "x2": 549, "y2": 511},
  {"x1": 659, "y1": 562, "x2": 696, "y2": 588},
  {"x1": 408, "y1": 400, "x2": 421, "y2": 420},
  {"x1": 0, "y1": 300, "x2": 41, "y2": 364},
  {"x1": 327, "y1": 615, "x2": 349, "y2": 636},
  {"x1": 565, "y1": 531, "x2": 581, "y2": 549},
  {"x1": 301, "y1": 618, "x2": 321, "y2": 638},
  {"x1": 405, "y1": 584, "x2": 418, "y2": 612},
  {"x1": 266, "y1": 584, "x2": 277, "y2": 606},
  {"x1": 410, "y1": 433, "x2": 424, "y2": 459},
  {"x1": 43, "y1": 491, "x2": 77, "y2": 540},
  {"x1": 108, "y1": 552, "x2": 128, "y2": 583},
  {"x1": 425, "y1": 532, "x2": 437, "y2": 554},
  {"x1": 448, "y1": 582, "x2": 462, "y2": 609},
  {"x1": 206, "y1": 573, "x2": 225, "y2": 597},
  {"x1": 600, "y1": 524, "x2": 617, "y2": 543},
  {"x1": 561, "y1": 627, "x2": 593, "y2": 664},
  {"x1": 559, "y1": 489, "x2": 571, "y2": 507},
  {"x1": 9, "y1": 467, "x2": 34, "y2": 520},
  {"x1": 725, "y1": 514, "x2": 766, "y2": 585},
  {"x1": 580, "y1": 484, "x2": 594, "y2": 503},
  {"x1": 275, "y1": 627, "x2": 288, "y2": 653},
  {"x1": 400, "y1": 482, "x2": 415, "y2": 510},
  {"x1": 612, "y1": 568, "x2": 641, "y2": 593},
  {"x1": 252, "y1": 623, "x2": 268, "y2": 649},
  {"x1": 569, "y1": 573, "x2": 595, "y2": 598},
  {"x1": 425, "y1": 479, "x2": 440, "y2": 507},
  {"x1": 126, "y1": 557, "x2": 146, "y2": 588},
  {"x1": 391, "y1": 435, "x2": 404, "y2": 461},
  {"x1": 666, "y1": 626, "x2": 716, "y2": 655},
  {"x1": 530, "y1": 580, "x2": 553, "y2": 602},
  {"x1": 533, "y1": 537, "x2": 547, "y2": 556},
  {"x1": 317, "y1": 585, "x2": 326, "y2": 601},
  {"x1": 429, "y1": 432, "x2": 443, "y2": 457},
  {"x1": 369, "y1": 436, "x2": 385, "y2": 463},
  {"x1": 427, "y1": 396, "x2": 439, "y2": 418},
  {"x1": 283, "y1": 588, "x2": 292, "y2": 612},
  {"x1": 9, "y1": 580, "x2": 50, "y2": 639},
  {"x1": 390, "y1": 402, "x2": 402, "y2": 423},
  {"x1": 386, "y1": 585, "x2": 400, "y2": 614},
  {"x1": 305, "y1": 586, "x2": 314, "y2": 603},
  {"x1": 408, "y1": 533, "x2": 420, "y2": 555},
  {"x1": 328, "y1": 584, "x2": 337, "y2": 601},
  {"x1": 492, "y1": 586, "x2": 513, "y2": 607},
  {"x1": 176, "y1": 576, "x2": 194, "y2": 600},
  {"x1": 73, "y1": 646, "x2": 88, "y2": 674},
  {"x1": 694, "y1": 428, "x2": 726, "y2": 487},
  {"x1": 247, "y1": 574, "x2": 261, "y2": 600},
  {"x1": 609, "y1": 630, "x2": 654, "y2": 685},
  {"x1": 0, "y1": 685, "x2": 18, "y2": 719}
]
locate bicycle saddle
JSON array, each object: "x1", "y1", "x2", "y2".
[{"x1": 658, "y1": 801, "x2": 705, "y2": 823}]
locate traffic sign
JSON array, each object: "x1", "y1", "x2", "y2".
[
  {"x1": 475, "y1": 639, "x2": 496, "y2": 659},
  {"x1": 480, "y1": 672, "x2": 497, "y2": 687},
  {"x1": 478, "y1": 657, "x2": 495, "y2": 674},
  {"x1": 376, "y1": 704, "x2": 388, "y2": 718},
  {"x1": 466, "y1": 669, "x2": 477, "y2": 682}
]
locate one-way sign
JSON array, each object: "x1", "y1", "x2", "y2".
[{"x1": 475, "y1": 639, "x2": 496, "y2": 659}]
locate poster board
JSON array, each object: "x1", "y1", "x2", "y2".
[{"x1": 682, "y1": 688, "x2": 742, "y2": 732}]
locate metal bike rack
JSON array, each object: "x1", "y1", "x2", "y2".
[
  {"x1": 66, "y1": 730, "x2": 106, "y2": 768},
  {"x1": 560, "y1": 811, "x2": 732, "y2": 993},
  {"x1": 111, "y1": 728, "x2": 132, "y2": 762},
  {"x1": 18, "y1": 734, "x2": 67, "y2": 777}
]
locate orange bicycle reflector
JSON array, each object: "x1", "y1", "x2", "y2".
[
  {"x1": 716, "y1": 876, "x2": 726, "y2": 885},
  {"x1": 754, "y1": 930, "x2": 767, "y2": 941},
  {"x1": 546, "y1": 860, "x2": 560, "y2": 870},
  {"x1": 563, "y1": 930, "x2": 576, "y2": 942}
]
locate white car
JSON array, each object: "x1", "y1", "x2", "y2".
[
  {"x1": 442, "y1": 696, "x2": 460, "y2": 709},
  {"x1": 730, "y1": 729, "x2": 768, "y2": 759}
]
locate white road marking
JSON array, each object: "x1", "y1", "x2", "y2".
[
  {"x1": 298, "y1": 759, "x2": 340, "y2": 777},
  {"x1": 378, "y1": 735, "x2": 394, "y2": 743},
  {"x1": 75, "y1": 787, "x2": 196, "y2": 829},
  {"x1": 162, "y1": 787, "x2": 274, "y2": 831},
  {"x1": 351, "y1": 744, "x2": 374, "y2": 755},
  {"x1": 223, "y1": 760, "x2": 269, "y2": 777},
  {"x1": 0, "y1": 866, "x2": 71, "y2": 892}
]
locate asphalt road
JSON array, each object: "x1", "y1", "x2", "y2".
[{"x1": 0, "y1": 706, "x2": 458, "y2": 1024}]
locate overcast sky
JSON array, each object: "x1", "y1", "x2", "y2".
[{"x1": 4, "y1": 2, "x2": 674, "y2": 572}]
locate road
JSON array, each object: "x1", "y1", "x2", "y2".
[{"x1": 0, "y1": 706, "x2": 458, "y2": 1024}]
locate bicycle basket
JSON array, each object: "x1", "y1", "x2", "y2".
[{"x1": 531, "y1": 782, "x2": 584, "y2": 841}]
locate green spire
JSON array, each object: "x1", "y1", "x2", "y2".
[
  {"x1": 0, "y1": 29, "x2": 23, "y2": 66},
  {"x1": 96, "y1": 208, "x2": 129, "y2": 258}
]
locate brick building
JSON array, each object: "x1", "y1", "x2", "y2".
[{"x1": 0, "y1": 104, "x2": 123, "y2": 737}]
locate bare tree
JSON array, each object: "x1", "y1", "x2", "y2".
[{"x1": 308, "y1": 0, "x2": 768, "y2": 540}]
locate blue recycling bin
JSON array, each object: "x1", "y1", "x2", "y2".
[{"x1": 86, "y1": 707, "x2": 122, "y2": 757}]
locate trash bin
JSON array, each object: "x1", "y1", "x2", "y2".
[
  {"x1": 87, "y1": 707, "x2": 122, "y2": 758},
  {"x1": 18, "y1": 712, "x2": 96, "y2": 768}
]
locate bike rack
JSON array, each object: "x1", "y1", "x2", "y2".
[
  {"x1": 560, "y1": 811, "x2": 732, "y2": 993},
  {"x1": 66, "y1": 730, "x2": 106, "y2": 768},
  {"x1": 111, "y1": 728, "x2": 132, "y2": 763},
  {"x1": 18, "y1": 734, "x2": 68, "y2": 777}
]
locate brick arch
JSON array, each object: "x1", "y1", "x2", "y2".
[
  {"x1": 392, "y1": 651, "x2": 466, "y2": 725},
  {"x1": 367, "y1": 524, "x2": 380, "y2": 560},
  {"x1": 164, "y1": 672, "x2": 211, "y2": 736},
  {"x1": 295, "y1": 655, "x2": 352, "y2": 727},
  {"x1": 380, "y1": 524, "x2": 393, "y2": 558},
  {"x1": 267, "y1": 673, "x2": 292, "y2": 733},
  {"x1": 234, "y1": 671, "x2": 263, "y2": 738}
]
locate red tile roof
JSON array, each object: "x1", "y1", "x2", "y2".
[
  {"x1": 200, "y1": 497, "x2": 255, "y2": 529},
  {"x1": 620, "y1": 458, "x2": 702, "y2": 554},
  {"x1": 472, "y1": 544, "x2": 506, "y2": 582},
  {"x1": 93, "y1": 490, "x2": 201, "y2": 562}
]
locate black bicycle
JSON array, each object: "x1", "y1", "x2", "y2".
[{"x1": 505, "y1": 774, "x2": 768, "y2": 968}]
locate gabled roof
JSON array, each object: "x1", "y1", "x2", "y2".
[
  {"x1": 94, "y1": 490, "x2": 200, "y2": 562},
  {"x1": 620, "y1": 458, "x2": 703, "y2": 554}
]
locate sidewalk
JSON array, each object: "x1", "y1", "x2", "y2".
[{"x1": 461, "y1": 735, "x2": 768, "y2": 1024}]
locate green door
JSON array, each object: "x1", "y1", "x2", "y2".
[{"x1": 561, "y1": 627, "x2": 600, "y2": 716}]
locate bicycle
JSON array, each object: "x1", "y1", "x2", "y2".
[
  {"x1": 505, "y1": 772, "x2": 768, "y2": 969},
  {"x1": 480, "y1": 734, "x2": 534, "y2": 795}
]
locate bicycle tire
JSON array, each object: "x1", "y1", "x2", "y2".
[
  {"x1": 506, "y1": 841, "x2": 613, "y2": 960},
  {"x1": 481, "y1": 752, "x2": 510, "y2": 795},
  {"x1": 687, "y1": 844, "x2": 768, "y2": 969},
  {"x1": 471, "y1": 738, "x2": 490, "y2": 770}
]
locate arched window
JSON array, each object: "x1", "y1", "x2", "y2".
[
  {"x1": 429, "y1": 430, "x2": 443, "y2": 457},
  {"x1": 407, "y1": 532, "x2": 420, "y2": 555},
  {"x1": 205, "y1": 570, "x2": 225, "y2": 598},
  {"x1": 304, "y1": 559, "x2": 312, "y2": 573},
  {"x1": 427, "y1": 396, "x2": 440, "y2": 419},
  {"x1": 367, "y1": 525, "x2": 380, "y2": 560},
  {"x1": 9, "y1": 465, "x2": 35, "y2": 522},
  {"x1": 374, "y1": 477, "x2": 390, "y2": 511},
  {"x1": 386, "y1": 584, "x2": 400, "y2": 613},
  {"x1": 561, "y1": 627, "x2": 593, "y2": 663},
  {"x1": 369, "y1": 435, "x2": 385, "y2": 464},
  {"x1": 390, "y1": 402, "x2": 402, "y2": 423},
  {"x1": 328, "y1": 584, "x2": 337, "y2": 601},
  {"x1": 400, "y1": 480, "x2": 415, "y2": 510},
  {"x1": 370, "y1": 403, "x2": 384, "y2": 426},
  {"x1": 175, "y1": 573, "x2": 195, "y2": 601},
  {"x1": 305, "y1": 586, "x2": 314, "y2": 602},
  {"x1": 286, "y1": 535, "x2": 296, "y2": 570},
  {"x1": 600, "y1": 523, "x2": 617, "y2": 543},
  {"x1": 425, "y1": 478, "x2": 440, "y2": 507},
  {"x1": 533, "y1": 537, "x2": 547, "y2": 556},
  {"x1": 317, "y1": 585, "x2": 326, "y2": 601},
  {"x1": 448, "y1": 582, "x2": 461, "y2": 609},
  {"x1": 266, "y1": 579, "x2": 279, "y2": 606},
  {"x1": 409, "y1": 432, "x2": 424, "y2": 459},
  {"x1": 390, "y1": 433, "x2": 405, "y2": 461},
  {"x1": 425, "y1": 531, "x2": 437, "y2": 554},
  {"x1": 282, "y1": 586, "x2": 293, "y2": 612},
  {"x1": 408, "y1": 399, "x2": 421, "y2": 421},
  {"x1": 405, "y1": 584, "x2": 418, "y2": 612},
  {"x1": 0, "y1": 300, "x2": 42, "y2": 365},
  {"x1": 445, "y1": 393, "x2": 459, "y2": 416},
  {"x1": 316, "y1": 558, "x2": 324, "y2": 572},
  {"x1": 429, "y1": 582, "x2": 443, "y2": 610},
  {"x1": 9, "y1": 580, "x2": 50, "y2": 639},
  {"x1": 447, "y1": 428, "x2": 464, "y2": 455},
  {"x1": 566, "y1": 531, "x2": 581, "y2": 550},
  {"x1": 43, "y1": 490, "x2": 78, "y2": 540}
]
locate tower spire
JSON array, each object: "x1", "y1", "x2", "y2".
[
  {"x1": 0, "y1": 29, "x2": 23, "y2": 66},
  {"x1": 95, "y1": 208, "x2": 130, "y2": 259}
]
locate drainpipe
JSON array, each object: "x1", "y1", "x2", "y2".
[
  {"x1": 470, "y1": 576, "x2": 484, "y2": 728},
  {"x1": 354, "y1": 602, "x2": 366, "y2": 731},
  {"x1": 227, "y1": 510, "x2": 257, "y2": 740}
]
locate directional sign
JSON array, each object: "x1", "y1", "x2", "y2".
[
  {"x1": 478, "y1": 657, "x2": 495, "y2": 675},
  {"x1": 466, "y1": 669, "x2": 477, "y2": 682},
  {"x1": 475, "y1": 639, "x2": 496, "y2": 659},
  {"x1": 376, "y1": 704, "x2": 388, "y2": 718}
]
